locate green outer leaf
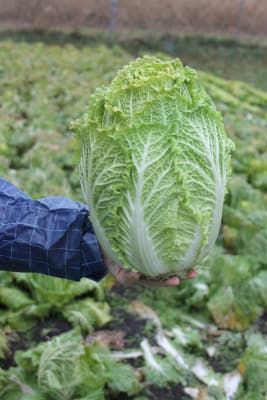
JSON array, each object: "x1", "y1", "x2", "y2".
[
  {"x1": 76, "y1": 56, "x2": 233, "y2": 277},
  {"x1": 0, "y1": 287, "x2": 33, "y2": 310}
]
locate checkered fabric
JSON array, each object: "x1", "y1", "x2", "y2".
[{"x1": 0, "y1": 178, "x2": 107, "y2": 281}]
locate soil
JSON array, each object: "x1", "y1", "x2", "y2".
[
  {"x1": 105, "y1": 309, "x2": 150, "y2": 349},
  {"x1": 257, "y1": 311, "x2": 267, "y2": 336},
  {"x1": 208, "y1": 332, "x2": 246, "y2": 374},
  {"x1": 0, "y1": 0, "x2": 266, "y2": 36},
  {"x1": 148, "y1": 384, "x2": 190, "y2": 400},
  {"x1": 107, "y1": 384, "x2": 189, "y2": 400},
  {"x1": 0, "y1": 317, "x2": 72, "y2": 369},
  {"x1": 209, "y1": 349, "x2": 244, "y2": 374},
  {"x1": 105, "y1": 283, "x2": 157, "y2": 348},
  {"x1": 98, "y1": 284, "x2": 189, "y2": 399},
  {"x1": 108, "y1": 282, "x2": 143, "y2": 303}
]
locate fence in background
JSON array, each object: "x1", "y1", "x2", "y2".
[{"x1": 0, "y1": 0, "x2": 266, "y2": 36}]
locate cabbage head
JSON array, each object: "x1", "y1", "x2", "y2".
[{"x1": 74, "y1": 56, "x2": 233, "y2": 278}]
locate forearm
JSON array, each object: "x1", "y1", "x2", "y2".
[{"x1": 0, "y1": 179, "x2": 107, "y2": 281}]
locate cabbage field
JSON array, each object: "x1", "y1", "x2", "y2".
[{"x1": 0, "y1": 35, "x2": 267, "y2": 400}]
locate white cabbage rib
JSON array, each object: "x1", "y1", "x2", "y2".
[
  {"x1": 77, "y1": 56, "x2": 232, "y2": 278},
  {"x1": 120, "y1": 132, "x2": 169, "y2": 277},
  {"x1": 80, "y1": 117, "x2": 226, "y2": 277}
]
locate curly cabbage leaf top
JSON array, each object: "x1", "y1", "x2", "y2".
[{"x1": 74, "y1": 56, "x2": 233, "y2": 278}]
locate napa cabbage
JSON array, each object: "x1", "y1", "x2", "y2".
[{"x1": 74, "y1": 56, "x2": 233, "y2": 278}]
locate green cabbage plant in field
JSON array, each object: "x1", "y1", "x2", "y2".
[{"x1": 74, "y1": 56, "x2": 233, "y2": 278}]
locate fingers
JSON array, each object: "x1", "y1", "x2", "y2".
[
  {"x1": 101, "y1": 245, "x2": 197, "y2": 287},
  {"x1": 186, "y1": 269, "x2": 197, "y2": 279},
  {"x1": 116, "y1": 268, "x2": 140, "y2": 285},
  {"x1": 139, "y1": 269, "x2": 197, "y2": 287},
  {"x1": 105, "y1": 260, "x2": 140, "y2": 285},
  {"x1": 113, "y1": 270, "x2": 196, "y2": 287},
  {"x1": 101, "y1": 248, "x2": 141, "y2": 285},
  {"x1": 140, "y1": 270, "x2": 197, "y2": 287}
]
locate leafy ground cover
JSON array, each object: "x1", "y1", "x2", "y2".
[
  {"x1": 1, "y1": 32, "x2": 266, "y2": 91},
  {"x1": 0, "y1": 35, "x2": 267, "y2": 399}
]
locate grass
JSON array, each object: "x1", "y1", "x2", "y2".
[{"x1": 0, "y1": 30, "x2": 267, "y2": 90}]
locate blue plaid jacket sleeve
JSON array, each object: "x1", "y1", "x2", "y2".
[{"x1": 0, "y1": 178, "x2": 107, "y2": 281}]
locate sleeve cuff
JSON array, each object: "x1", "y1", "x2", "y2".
[{"x1": 80, "y1": 219, "x2": 108, "y2": 282}]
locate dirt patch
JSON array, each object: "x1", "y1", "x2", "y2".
[
  {"x1": 0, "y1": 0, "x2": 266, "y2": 36},
  {"x1": 104, "y1": 309, "x2": 153, "y2": 349},
  {"x1": 147, "y1": 384, "x2": 190, "y2": 400},
  {"x1": 257, "y1": 311, "x2": 267, "y2": 336},
  {"x1": 107, "y1": 384, "x2": 189, "y2": 400},
  {"x1": 0, "y1": 317, "x2": 72, "y2": 369}
]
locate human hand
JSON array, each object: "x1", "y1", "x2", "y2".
[{"x1": 100, "y1": 246, "x2": 197, "y2": 287}]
